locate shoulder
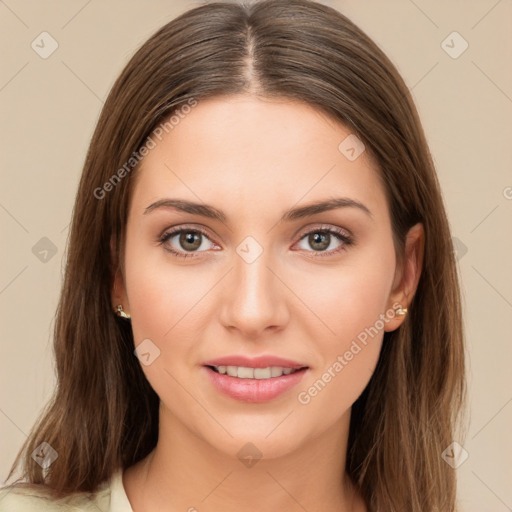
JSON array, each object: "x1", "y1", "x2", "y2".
[
  {"x1": 0, "y1": 485, "x2": 110, "y2": 511},
  {"x1": 0, "y1": 471, "x2": 126, "y2": 512}
]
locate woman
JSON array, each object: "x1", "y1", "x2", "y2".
[{"x1": 1, "y1": 0, "x2": 467, "y2": 510}]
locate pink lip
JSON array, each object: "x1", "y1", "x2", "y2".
[
  {"x1": 202, "y1": 366, "x2": 308, "y2": 403},
  {"x1": 202, "y1": 355, "x2": 308, "y2": 369}
]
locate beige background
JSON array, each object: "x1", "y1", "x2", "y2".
[{"x1": 1, "y1": 1, "x2": 511, "y2": 510}]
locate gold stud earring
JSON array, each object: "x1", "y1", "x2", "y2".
[
  {"x1": 395, "y1": 307, "x2": 408, "y2": 316},
  {"x1": 114, "y1": 304, "x2": 131, "y2": 319}
]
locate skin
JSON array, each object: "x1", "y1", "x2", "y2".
[{"x1": 112, "y1": 94, "x2": 424, "y2": 512}]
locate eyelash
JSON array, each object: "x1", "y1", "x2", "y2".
[{"x1": 158, "y1": 224, "x2": 354, "y2": 259}]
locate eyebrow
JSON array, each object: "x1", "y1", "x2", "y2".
[{"x1": 143, "y1": 197, "x2": 373, "y2": 222}]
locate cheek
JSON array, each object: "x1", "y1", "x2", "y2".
[
  {"x1": 296, "y1": 233, "x2": 396, "y2": 349},
  {"x1": 295, "y1": 237, "x2": 395, "y2": 412},
  {"x1": 296, "y1": 285, "x2": 388, "y2": 422},
  {"x1": 123, "y1": 248, "x2": 212, "y2": 410},
  {"x1": 124, "y1": 240, "x2": 211, "y2": 339}
]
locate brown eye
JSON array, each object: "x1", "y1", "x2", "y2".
[
  {"x1": 179, "y1": 231, "x2": 202, "y2": 251},
  {"x1": 308, "y1": 232, "x2": 330, "y2": 251},
  {"x1": 159, "y1": 227, "x2": 217, "y2": 258},
  {"x1": 295, "y1": 226, "x2": 353, "y2": 257}
]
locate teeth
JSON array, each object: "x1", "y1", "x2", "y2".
[{"x1": 213, "y1": 365, "x2": 299, "y2": 379}]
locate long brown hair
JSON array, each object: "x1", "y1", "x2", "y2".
[{"x1": 5, "y1": 1, "x2": 467, "y2": 510}]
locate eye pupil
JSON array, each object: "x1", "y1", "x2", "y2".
[
  {"x1": 180, "y1": 231, "x2": 202, "y2": 250},
  {"x1": 309, "y1": 232, "x2": 329, "y2": 251}
]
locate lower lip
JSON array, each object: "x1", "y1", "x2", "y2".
[{"x1": 203, "y1": 366, "x2": 308, "y2": 403}]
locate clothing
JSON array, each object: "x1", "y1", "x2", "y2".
[{"x1": 0, "y1": 468, "x2": 133, "y2": 511}]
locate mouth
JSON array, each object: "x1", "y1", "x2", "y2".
[
  {"x1": 202, "y1": 362, "x2": 310, "y2": 402},
  {"x1": 206, "y1": 364, "x2": 308, "y2": 379}
]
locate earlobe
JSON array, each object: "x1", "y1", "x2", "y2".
[
  {"x1": 112, "y1": 271, "x2": 128, "y2": 310},
  {"x1": 384, "y1": 222, "x2": 425, "y2": 332},
  {"x1": 110, "y1": 235, "x2": 130, "y2": 315}
]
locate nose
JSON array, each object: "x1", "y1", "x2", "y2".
[{"x1": 218, "y1": 248, "x2": 290, "y2": 339}]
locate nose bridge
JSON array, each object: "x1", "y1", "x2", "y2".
[{"x1": 219, "y1": 238, "x2": 288, "y2": 335}]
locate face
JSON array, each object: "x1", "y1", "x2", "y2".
[{"x1": 113, "y1": 94, "x2": 414, "y2": 460}]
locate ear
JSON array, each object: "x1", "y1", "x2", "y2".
[
  {"x1": 110, "y1": 235, "x2": 130, "y2": 315},
  {"x1": 384, "y1": 222, "x2": 424, "y2": 332}
]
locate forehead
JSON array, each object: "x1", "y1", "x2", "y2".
[{"x1": 130, "y1": 95, "x2": 389, "y2": 221}]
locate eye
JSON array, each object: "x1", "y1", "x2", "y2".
[
  {"x1": 158, "y1": 226, "x2": 218, "y2": 258},
  {"x1": 294, "y1": 225, "x2": 353, "y2": 257},
  {"x1": 158, "y1": 224, "x2": 353, "y2": 259}
]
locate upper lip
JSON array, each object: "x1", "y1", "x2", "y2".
[{"x1": 203, "y1": 355, "x2": 308, "y2": 370}]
